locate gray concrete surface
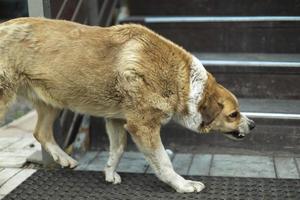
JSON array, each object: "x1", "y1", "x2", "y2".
[{"x1": 76, "y1": 151, "x2": 300, "y2": 179}]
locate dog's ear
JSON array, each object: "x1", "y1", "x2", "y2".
[
  {"x1": 199, "y1": 73, "x2": 223, "y2": 125},
  {"x1": 199, "y1": 94, "x2": 223, "y2": 125}
]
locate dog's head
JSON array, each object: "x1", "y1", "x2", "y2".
[{"x1": 198, "y1": 73, "x2": 255, "y2": 140}]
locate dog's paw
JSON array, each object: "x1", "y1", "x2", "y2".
[
  {"x1": 104, "y1": 168, "x2": 121, "y2": 184},
  {"x1": 175, "y1": 180, "x2": 205, "y2": 193},
  {"x1": 45, "y1": 143, "x2": 78, "y2": 168}
]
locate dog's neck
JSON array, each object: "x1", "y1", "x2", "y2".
[
  {"x1": 189, "y1": 56, "x2": 207, "y2": 109},
  {"x1": 173, "y1": 56, "x2": 208, "y2": 132}
]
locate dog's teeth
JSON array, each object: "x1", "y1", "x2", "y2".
[{"x1": 238, "y1": 133, "x2": 244, "y2": 137}]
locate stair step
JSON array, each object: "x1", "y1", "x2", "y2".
[
  {"x1": 127, "y1": 0, "x2": 300, "y2": 16},
  {"x1": 193, "y1": 53, "x2": 300, "y2": 99},
  {"x1": 0, "y1": 0, "x2": 28, "y2": 19},
  {"x1": 240, "y1": 98, "x2": 300, "y2": 116},
  {"x1": 89, "y1": 98, "x2": 300, "y2": 153},
  {"x1": 198, "y1": 53, "x2": 300, "y2": 62},
  {"x1": 159, "y1": 99, "x2": 300, "y2": 154},
  {"x1": 197, "y1": 53, "x2": 300, "y2": 71},
  {"x1": 141, "y1": 16, "x2": 300, "y2": 23},
  {"x1": 120, "y1": 16, "x2": 300, "y2": 53},
  {"x1": 244, "y1": 112, "x2": 300, "y2": 120}
]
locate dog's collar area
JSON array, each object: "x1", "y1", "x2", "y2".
[{"x1": 198, "y1": 122, "x2": 211, "y2": 133}]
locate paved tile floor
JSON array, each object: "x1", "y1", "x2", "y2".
[
  {"x1": 0, "y1": 111, "x2": 39, "y2": 168},
  {"x1": 0, "y1": 111, "x2": 39, "y2": 199},
  {"x1": 76, "y1": 151, "x2": 300, "y2": 179}
]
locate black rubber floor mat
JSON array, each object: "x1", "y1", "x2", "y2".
[{"x1": 3, "y1": 170, "x2": 300, "y2": 200}]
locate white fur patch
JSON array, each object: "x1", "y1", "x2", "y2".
[
  {"x1": 45, "y1": 143, "x2": 78, "y2": 168},
  {"x1": 174, "y1": 56, "x2": 208, "y2": 132},
  {"x1": 145, "y1": 145, "x2": 205, "y2": 193}
]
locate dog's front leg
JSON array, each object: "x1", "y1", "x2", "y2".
[{"x1": 125, "y1": 122, "x2": 205, "y2": 193}]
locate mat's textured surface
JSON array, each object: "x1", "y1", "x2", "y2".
[{"x1": 3, "y1": 170, "x2": 300, "y2": 200}]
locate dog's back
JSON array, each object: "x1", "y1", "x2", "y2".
[
  {"x1": 0, "y1": 17, "x2": 192, "y2": 120},
  {"x1": 0, "y1": 18, "x2": 129, "y2": 119}
]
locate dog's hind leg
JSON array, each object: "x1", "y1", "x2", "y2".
[
  {"x1": 34, "y1": 103, "x2": 78, "y2": 168},
  {"x1": 104, "y1": 118, "x2": 127, "y2": 184}
]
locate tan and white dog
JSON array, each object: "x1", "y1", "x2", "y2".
[{"x1": 0, "y1": 18, "x2": 255, "y2": 193}]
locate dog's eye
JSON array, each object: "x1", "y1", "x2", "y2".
[{"x1": 229, "y1": 111, "x2": 238, "y2": 118}]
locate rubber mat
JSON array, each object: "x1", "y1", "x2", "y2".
[{"x1": 3, "y1": 170, "x2": 300, "y2": 200}]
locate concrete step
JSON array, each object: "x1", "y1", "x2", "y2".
[
  {"x1": 196, "y1": 53, "x2": 300, "y2": 99},
  {"x1": 89, "y1": 99, "x2": 300, "y2": 154},
  {"x1": 120, "y1": 16, "x2": 300, "y2": 53},
  {"x1": 239, "y1": 99, "x2": 300, "y2": 115},
  {"x1": 0, "y1": 0, "x2": 28, "y2": 19},
  {"x1": 127, "y1": 0, "x2": 300, "y2": 16},
  {"x1": 76, "y1": 151, "x2": 300, "y2": 179},
  {"x1": 160, "y1": 99, "x2": 300, "y2": 155}
]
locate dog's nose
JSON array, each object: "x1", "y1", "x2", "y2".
[{"x1": 248, "y1": 120, "x2": 255, "y2": 130}]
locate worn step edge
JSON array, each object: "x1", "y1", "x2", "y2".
[
  {"x1": 243, "y1": 112, "x2": 300, "y2": 120},
  {"x1": 196, "y1": 53, "x2": 300, "y2": 68},
  {"x1": 202, "y1": 60, "x2": 300, "y2": 67},
  {"x1": 202, "y1": 61, "x2": 300, "y2": 73},
  {"x1": 239, "y1": 98, "x2": 300, "y2": 121},
  {"x1": 239, "y1": 98, "x2": 300, "y2": 114},
  {"x1": 195, "y1": 53, "x2": 300, "y2": 62},
  {"x1": 121, "y1": 16, "x2": 300, "y2": 23}
]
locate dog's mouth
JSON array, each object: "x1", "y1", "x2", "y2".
[{"x1": 223, "y1": 131, "x2": 246, "y2": 140}]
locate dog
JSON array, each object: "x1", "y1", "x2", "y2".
[{"x1": 0, "y1": 17, "x2": 255, "y2": 193}]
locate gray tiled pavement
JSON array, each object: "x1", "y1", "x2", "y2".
[
  {"x1": 274, "y1": 157, "x2": 300, "y2": 179},
  {"x1": 296, "y1": 158, "x2": 300, "y2": 174},
  {"x1": 118, "y1": 152, "x2": 148, "y2": 173},
  {"x1": 82, "y1": 151, "x2": 108, "y2": 171},
  {"x1": 188, "y1": 154, "x2": 212, "y2": 176},
  {"x1": 172, "y1": 153, "x2": 193, "y2": 175},
  {"x1": 210, "y1": 154, "x2": 275, "y2": 178},
  {"x1": 76, "y1": 151, "x2": 300, "y2": 179}
]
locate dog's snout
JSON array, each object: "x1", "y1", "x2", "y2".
[{"x1": 248, "y1": 120, "x2": 255, "y2": 130}]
